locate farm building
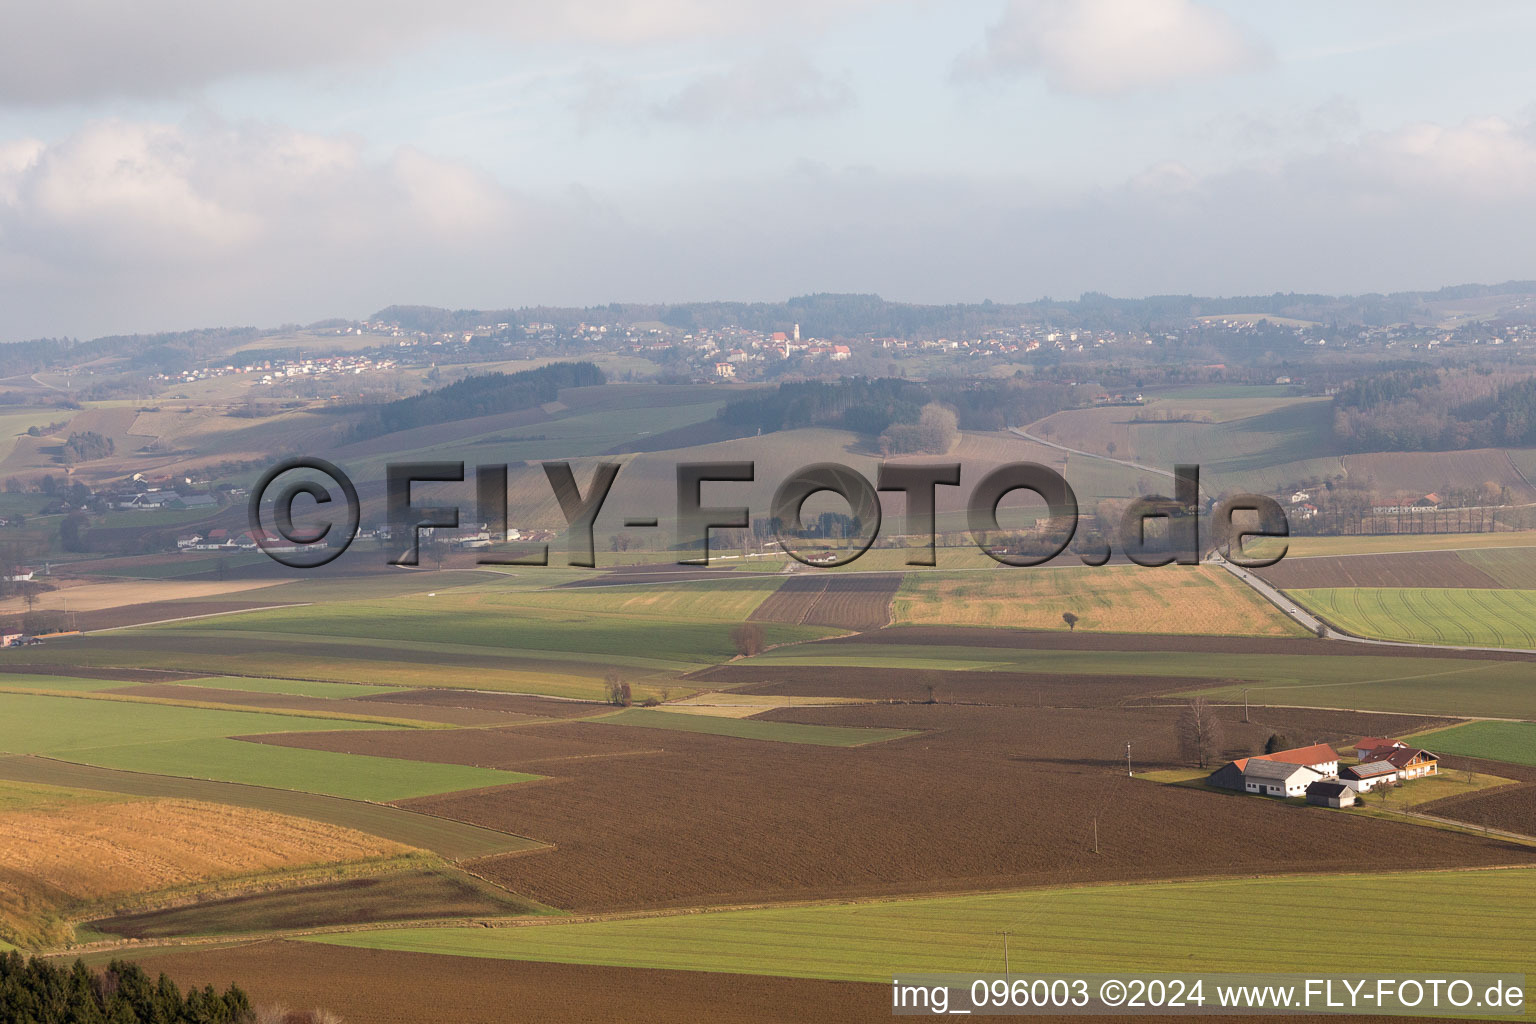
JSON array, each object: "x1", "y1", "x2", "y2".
[
  {"x1": 1373, "y1": 747, "x2": 1439, "y2": 779},
  {"x1": 1339, "y1": 761, "x2": 1399, "y2": 793},
  {"x1": 1258, "y1": 742, "x2": 1339, "y2": 777},
  {"x1": 1242, "y1": 759, "x2": 1323, "y2": 798},
  {"x1": 1355, "y1": 737, "x2": 1408, "y2": 758},
  {"x1": 1305, "y1": 781, "x2": 1356, "y2": 808},
  {"x1": 1206, "y1": 758, "x2": 1250, "y2": 791}
]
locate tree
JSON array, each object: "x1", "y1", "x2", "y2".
[
  {"x1": 1106, "y1": 441, "x2": 1117, "y2": 458},
  {"x1": 1062, "y1": 611, "x2": 1079, "y2": 631},
  {"x1": 1313, "y1": 623, "x2": 1327, "y2": 638},
  {"x1": 729, "y1": 623, "x2": 765, "y2": 657},
  {"x1": 604, "y1": 670, "x2": 631, "y2": 707},
  {"x1": 1264, "y1": 733, "x2": 1295, "y2": 755},
  {"x1": 60, "y1": 512, "x2": 89, "y2": 552},
  {"x1": 1177, "y1": 696, "x2": 1223, "y2": 768}
]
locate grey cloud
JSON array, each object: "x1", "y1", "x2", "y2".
[
  {"x1": 652, "y1": 53, "x2": 853, "y2": 124},
  {"x1": 0, "y1": 0, "x2": 880, "y2": 106}
]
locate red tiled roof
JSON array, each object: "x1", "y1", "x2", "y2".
[
  {"x1": 1261, "y1": 742, "x2": 1338, "y2": 767},
  {"x1": 1355, "y1": 737, "x2": 1402, "y2": 753}
]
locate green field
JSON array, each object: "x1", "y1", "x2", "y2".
[
  {"x1": 593, "y1": 709, "x2": 918, "y2": 747},
  {"x1": 177, "y1": 676, "x2": 404, "y2": 699},
  {"x1": 1415, "y1": 721, "x2": 1536, "y2": 767},
  {"x1": 1292, "y1": 587, "x2": 1536, "y2": 648},
  {"x1": 0, "y1": 693, "x2": 532, "y2": 801},
  {"x1": 311, "y1": 867, "x2": 1536, "y2": 982},
  {"x1": 750, "y1": 642, "x2": 1536, "y2": 719},
  {"x1": 0, "y1": 674, "x2": 137, "y2": 693},
  {"x1": 1246, "y1": 531, "x2": 1536, "y2": 560},
  {"x1": 148, "y1": 597, "x2": 836, "y2": 669}
]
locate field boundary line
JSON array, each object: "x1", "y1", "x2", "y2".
[{"x1": 87, "y1": 603, "x2": 314, "y2": 632}]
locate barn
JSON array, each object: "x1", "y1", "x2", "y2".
[
  {"x1": 1242, "y1": 759, "x2": 1323, "y2": 798},
  {"x1": 1258, "y1": 742, "x2": 1339, "y2": 777},
  {"x1": 1306, "y1": 780, "x2": 1356, "y2": 808},
  {"x1": 1206, "y1": 758, "x2": 1250, "y2": 791}
]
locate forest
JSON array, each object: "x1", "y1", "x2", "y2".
[
  {"x1": 1332, "y1": 367, "x2": 1536, "y2": 451},
  {"x1": 349, "y1": 361, "x2": 604, "y2": 440}
]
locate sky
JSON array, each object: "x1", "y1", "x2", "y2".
[{"x1": 2, "y1": 0, "x2": 1536, "y2": 340}]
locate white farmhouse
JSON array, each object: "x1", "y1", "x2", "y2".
[{"x1": 1242, "y1": 759, "x2": 1323, "y2": 798}]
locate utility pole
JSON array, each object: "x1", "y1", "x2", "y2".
[
  {"x1": 1242, "y1": 688, "x2": 1250, "y2": 723},
  {"x1": 1093, "y1": 818, "x2": 1098, "y2": 855},
  {"x1": 1002, "y1": 931, "x2": 1010, "y2": 979},
  {"x1": 1126, "y1": 742, "x2": 1133, "y2": 777}
]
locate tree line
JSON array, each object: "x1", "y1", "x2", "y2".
[
  {"x1": 349, "y1": 362, "x2": 604, "y2": 441},
  {"x1": 1332, "y1": 367, "x2": 1536, "y2": 451}
]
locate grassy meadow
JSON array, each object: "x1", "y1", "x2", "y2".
[
  {"x1": 312, "y1": 867, "x2": 1536, "y2": 982},
  {"x1": 0, "y1": 693, "x2": 533, "y2": 801},
  {"x1": 1414, "y1": 721, "x2": 1536, "y2": 767}
]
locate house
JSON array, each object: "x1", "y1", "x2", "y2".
[
  {"x1": 1375, "y1": 747, "x2": 1439, "y2": 779},
  {"x1": 171, "y1": 494, "x2": 218, "y2": 509},
  {"x1": 1289, "y1": 490, "x2": 1311, "y2": 504},
  {"x1": 1242, "y1": 758, "x2": 1323, "y2": 797},
  {"x1": 1206, "y1": 757, "x2": 1250, "y2": 790},
  {"x1": 1339, "y1": 761, "x2": 1398, "y2": 793},
  {"x1": 1259, "y1": 742, "x2": 1339, "y2": 777},
  {"x1": 1306, "y1": 780, "x2": 1356, "y2": 808},
  {"x1": 1355, "y1": 737, "x2": 1407, "y2": 759}
]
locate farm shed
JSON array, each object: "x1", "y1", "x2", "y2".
[
  {"x1": 1207, "y1": 758, "x2": 1250, "y2": 790},
  {"x1": 1340, "y1": 761, "x2": 1399, "y2": 793},
  {"x1": 1259, "y1": 742, "x2": 1340, "y2": 778},
  {"x1": 1306, "y1": 781, "x2": 1356, "y2": 808},
  {"x1": 1242, "y1": 759, "x2": 1323, "y2": 798}
]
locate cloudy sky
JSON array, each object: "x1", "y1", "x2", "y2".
[{"x1": 2, "y1": 0, "x2": 1535, "y2": 340}]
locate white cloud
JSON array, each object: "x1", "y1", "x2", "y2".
[
  {"x1": 958, "y1": 0, "x2": 1266, "y2": 94},
  {"x1": 0, "y1": 0, "x2": 881, "y2": 105},
  {"x1": 653, "y1": 53, "x2": 853, "y2": 124},
  {"x1": 1, "y1": 114, "x2": 1534, "y2": 341}
]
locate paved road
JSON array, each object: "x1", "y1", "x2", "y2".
[{"x1": 1012, "y1": 425, "x2": 1536, "y2": 657}]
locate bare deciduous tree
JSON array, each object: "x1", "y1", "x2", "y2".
[
  {"x1": 1176, "y1": 696, "x2": 1223, "y2": 768},
  {"x1": 729, "y1": 623, "x2": 765, "y2": 657}
]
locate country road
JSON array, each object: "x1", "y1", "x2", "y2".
[{"x1": 1010, "y1": 425, "x2": 1536, "y2": 657}]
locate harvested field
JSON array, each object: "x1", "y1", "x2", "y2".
[
  {"x1": 1256, "y1": 551, "x2": 1503, "y2": 590},
  {"x1": 749, "y1": 574, "x2": 898, "y2": 630},
  {"x1": 134, "y1": 941, "x2": 885, "y2": 1024},
  {"x1": 0, "y1": 665, "x2": 203, "y2": 684},
  {"x1": 892, "y1": 565, "x2": 1301, "y2": 636},
  {"x1": 0, "y1": 796, "x2": 406, "y2": 946},
  {"x1": 0, "y1": 755, "x2": 542, "y2": 861},
  {"x1": 89, "y1": 868, "x2": 541, "y2": 940},
  {"x1": 0, "y1": 578, "x2": 285, "y2": 617},
  {"x1": 392, "y1": 706, "x2": 1533, "y2": 914}
]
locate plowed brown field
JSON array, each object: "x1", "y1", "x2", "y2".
[
  {"x1": 1256, "y1": 551, "x2": 1502, "y2": 590},
  {"x1": 134, "y1": 941, "x2": 886, "y2": 1024},
  {"x1": 750, "y1": 574, "x2": 898, "y2": 630},
  {"x1": 368, "y1": 706, "x2": 1532, "y2": 913}
]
